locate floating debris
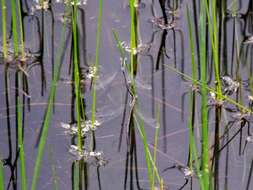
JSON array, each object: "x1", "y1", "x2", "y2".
[
  {"x1": 166, "y1": 9, "x2": 181, "y2": 19},
  {"x1": 120, "y1": 41, "x2": 151, "y2": 55},
  {"x1": 30, "y1": 0, "x2": 50, "y2": 14},
  {"x1": 163, "y1": 163, "x2": 194, "y2": 179},
  {"x1": 248, "y1": 95, "x2": 253, "y2": 101},
  {"x1": 86, "y1": 65, "x2": 98, "y2": 79},
  {"x1": 135, "y1": 109, "x2": 156, "y2": 128},
  {"x1": 208, "y1": 91, "x2": 224, "y2": 106},
  {"x1": 248, "y1": 95, "x2": 253, "y2": 109},
  {"x1": 56, "y1": 0, "x2": 87, "y2": 6},
  {"x1": 243, "y1": 36, "x2": 253, "y2": 44},
  {"x1": 221, "y1": 76, "x2": 240, "y2": 95},
  {"x1": 149, "y1": 17, "x2": 175, "y2": 30},
  {"x1": 231, "y1": 111, "x2": 251, "y2": 123},
  {"x1": 182, "y1": 167, "x2": 194, "y2": 179},
  {"x1": 55, "y1": 12, "x2": 72, "y2": 25},
  {"x1": 120, "y1": 57, "x2": 128, "y2": 71},
  {"x1": 61, "y1": 67, "x2": 118, "y2": 93},
  {"x1": 61, "y1": 120, "x2": 101, "y2": 137},
  {"x1": 246, "y1": 136, "x2": 253, "y2": 143},
  {"x1": 226, "y1": 11, "x2": 242, "y2": 19},
  {"x1": 135, "y1": 76, "x2": 152, "y2": 90},
  {"x1": 95, "y1": 72, "x2": 118, "y2": 90},
  {"x1": 69, "y1": 145, "x2": 89, "y2": 160},
  {"x1": 68, "y1": 145, "x2": 108, "y2": 166},
  {"x1": 134, "y1": 2, "x2": 145, "y2": 9},
  {"x1": 0, "y1": 45, "x2": 40, "y2": 67}
]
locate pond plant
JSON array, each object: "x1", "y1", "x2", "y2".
[{"x1": 1, "y1": 0, "x2": 253, "y2": 190}]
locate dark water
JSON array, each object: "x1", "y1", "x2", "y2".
[{"x1": 1, "y1": 0, "x2": 253, "y2": 189}]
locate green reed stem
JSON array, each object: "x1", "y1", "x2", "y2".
[
  {"x1": 186, "y1": 6, "x2": 204, "y2": 189},
  {"x1": 48, "y1": 146, "x2": 59, "y2": 190},
  {"x1": 133, "y1": 111, "x2": 161, "y2": 185},
  {"x1": 204, "y1": 0, "x2": 222, "y2": 98},
  {"x1": 129, "y1": 1, "x2": 156, "y2": 186},
  {"x1": 113, "y1": 28, "x2": 161, "y2": 188},
  {"x1": 31, "y1": 5, "x2": 71, "y2": 190},
  {"x1": 186, "y1": 4, "x2": 195, "y2": 169},
  {"x1": 151, "y1": 105, "x2": 160, "y2": 190},
  {"x1": 72, "y1": 0, "x2": 82, "y2": 149},
  {"x1": 91, "y1": 0, "x2": 103, "y2": 129},
  {"x1": 129, "y1": 0, "x2": 137, "y2": 77},
  {"x1": 17, "y1": 0, "x2": 25, "y2": 60},
  {"x1": 164, "y1": 63, "x2": 252, "y2": 114},
  {"x1": 10, "y1": 0, "x2": 19, "y2": 57},
  {"x1": 231, "y1": 0, "x2": 237, "y2": 16},
  {"x1": 186, "y1": 6, "x2": 197, "y2": 84},
  {"x1": 187, "y1": 92, "x2": 204, "y2": 190},
  {"x1": 0, "y1": 153, "x2": 4, "y2": 190},
  {"x1": 73, "y1": 161, "x2": 79, "y2": 190},
  {"x1": 17, "y1": 75, "x2": 27, "y2": 190},
  {"x1": 112, "y1": 30, "x2": 125, "y2": 58},
  {"x1": 199, "y1": 0, "x2": 209, "y2": 188},
  {"x1": 1, "y1": 0, "x2": 7, "y2": 58}
]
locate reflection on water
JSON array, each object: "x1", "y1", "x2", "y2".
[{"x1": 0, "y1": 0, "x2": 253, "y2": 190}]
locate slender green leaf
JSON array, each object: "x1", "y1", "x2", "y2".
[
  {"x1": 91, "y1": 0, "x2": 103, "y2": 129},
  {"x1": 0, "y1": 155, "x2": 4, "y2": 190},
  {"x1": 1, "y1": 0, "x2": 7, "y2": 58},
  {"x1": 151, "y1": 105, "x2": 160, "y2": 190},
  {"x1": 72, "y1": 0, "x2": 82, "y2": 148},
  {"x1": 17, "y1": 0, "x2": 25, "y2": 60},
  {"x1": 17, "y1": 83, "x2": 27, "y2": 190},
  {"x1": 31, "y1": 6, "x2": 71, "y2": 190},
  {"x1": 10, "y1": 0, "x2": 19, "y2": 57},
  {"x1": 199, "y1": 1, "x2": 210, "y2": 188}
]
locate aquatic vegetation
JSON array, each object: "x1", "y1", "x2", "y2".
[
  {"x1": 0, "y1": 155, "x2": 4, "y2": 190},
  {"x1": 72, "y1": 0, "x2": 84, "y2": 149},
  {"x1": 56, "y1": 0, "x2": 87, "y2": 6},
  {"x1": 149, "y1": 17, "x2": 175, "y2": 30},
  {"x1": 0, "y1": 45, "x2": 40, "y2": 65},
  {"x1": 246, "y1": 135, "x2": 253, "y2": 143},
  {"x1": 68, "y1": 145, "x2": 107, "y2": 166},
  {"x1": 61, "y1": 120, "x2": 100, "y2": 137},
  {"x1": 121, "y1": 41, "x2": 151, "y2": 55},
  {"x1": 91, "y1": 0, "x2": 103, "y2": 130},
  {"x1": 16, "y1": 73, "x2": 27, "y2": 190},
  {"x1": 199, "y1": 0, "x2": 209, "y2": 188},
  {"x1": 1, "y1": 0, "x2": 253, "y2": 189},
  {"x1": 221, "y1": 76, "x2": 240, "y2": 95},
  {"x1": 243, "y1": 36, "x2": 253, "y2": 44},
  {"x1": 1, "y1": 0, "x2": 7, "y2": 59},
  {"x1": 30, "y1": 4, "x2": 72, "y2": 190},
  {"x1": 31, "y1": 0, "x2": 50, "y2": 12}
]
